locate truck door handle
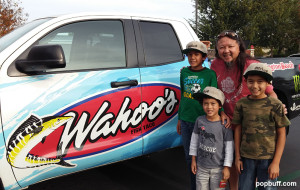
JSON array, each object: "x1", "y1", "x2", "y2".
[{"x1": 111, "y1": 80, "x2": 138, "y2": 88}]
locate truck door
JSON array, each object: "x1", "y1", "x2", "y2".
[
  {"x1": 0, "y1": 18, "x2": 143, "y2": 188},
  {"x1": 132, "y1": 19, "x2": 190, "y2": 154}
]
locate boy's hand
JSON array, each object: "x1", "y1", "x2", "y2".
[
  {"x1": 222, "y1": 166, "x2": 230, "y2": 180},
  {"x1": 191, "y1": 158, "x2": 197, "y2": 175},
  {"x1": 235, "y1": 158, "x2": 243, "y2": 174},
  {"x1": 268, "y1": 162, "x2": 280, "y2": 180},
  {"x1": 176, "y1": 120, "x2": 181, "y2": 135}
]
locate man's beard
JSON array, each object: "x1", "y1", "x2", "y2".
[{"x1": 225, "y1": 61, "x2": 234, "y2": 69}]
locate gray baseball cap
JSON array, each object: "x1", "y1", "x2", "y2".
[
  {"x1": 243, "y1": 62, "x2": 273, "y2": 82},
  {"x1": 182, "y1": 41, "x2": 208, "y2": 54},
  {"x1": 192, "y1": 86, "x2": 225, "y2": 105}
]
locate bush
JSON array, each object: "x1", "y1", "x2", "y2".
[{"x1": 254, "y1": 46, "x2": 265, "y2": 58}]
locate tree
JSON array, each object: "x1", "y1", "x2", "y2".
[
  {"x1": 190, "y1": 0, "x2": 300, "y2": 56},
  {"x1": 254, "y1": 0, "x2": 300, "y2": 56},
  {"x1": 190, "y1": 0, "x2": 259, "y2": 44},
  {"x1": 0, "y1": 0, "x2": 28, "y2": 37}
]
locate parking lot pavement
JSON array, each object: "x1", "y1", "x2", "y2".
[
  {"x1": 28, "y1": 146, "x2": 190, "y2": 190},
  {"x1": 29, "y1": 117, "x2": 300, "y2": 190},
  {"x1": 278, "y1": 116, "x2": 300, "y2": 189}
]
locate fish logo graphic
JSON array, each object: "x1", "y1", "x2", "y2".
[{"x1": 6, "y1": 115, "x2": 75, "y2": 168}]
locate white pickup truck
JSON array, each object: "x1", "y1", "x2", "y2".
[
  {"x1": 0, "y1": 13, "x2": 197, "y2": 190},
  {"x1": 0, "y1": 12, "x2": 299, "y2": 190}
]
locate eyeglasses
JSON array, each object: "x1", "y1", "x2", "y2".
[{"x1": 217, "y1": 31, "x2": 239, "y2": 39}]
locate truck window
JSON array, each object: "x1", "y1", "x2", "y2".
[
  {"x1": 0, "y1": 18, "x2": 51, "y2": 53},
  {"x1": 139, "y1": 21, "x2": 183, "y2": 66},
  {"x1": 17, "y1": 20, "x2": 126, "y2": 72}
]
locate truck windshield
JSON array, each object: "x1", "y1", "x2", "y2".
[{"x1": 0, "y1": 18, "x2": 51, "y2": 53}]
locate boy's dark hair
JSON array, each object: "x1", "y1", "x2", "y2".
[
  {"x1": 185, "y1": 50, "x2": 207, "y2": 58},
  {"x1": 193, "y1": 87, "x2": 225, "y2": 106},
  {"x1": 244, "y1": 73, "x2": 270, "y2": 83},
  {"x1": 201, "y1": 95, "x2": 222, "y2": 107}
]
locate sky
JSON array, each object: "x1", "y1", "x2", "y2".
[{"x1": 22, "y1": 0, "x2": 195, "y2": 22}]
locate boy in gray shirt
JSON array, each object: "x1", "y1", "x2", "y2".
[{"x1": 190, "y1": 87, "x2": 234, "y2": 190}]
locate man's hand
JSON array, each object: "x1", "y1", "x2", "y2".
[
  {"x1": 282, "y1": 104, "x2": 288, "y2": 115},
  {"x1": 220, "y1": 111, "x2": 231, "y2": 128},
  {"x1": 180, "y1": 66, "x2": 187, "y2": 73}
]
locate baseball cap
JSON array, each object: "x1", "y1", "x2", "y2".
[
  {"x1": 243, "y1": 62, "x2": 273, "y2": 82},
  {"x1": 182, "y1": 41, "x2": 208, "y2": 54},
  {"x1": 192, "y1": 86, "x2": 225, "y2": 105}
]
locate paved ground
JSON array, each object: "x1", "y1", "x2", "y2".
[
  {"x1": 29, "y1": 147, "x2": 189, "y2": 190},
  {"x1": 29, "y1": 117, "x2": 300, "y2": 190},
  {"x1": 277, "y1": 116, "x2": 300, "y2": 189}
]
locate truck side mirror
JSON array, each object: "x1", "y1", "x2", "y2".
[{"x1": 16, "y1": 44, "x2": 66, "y2": 74}]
